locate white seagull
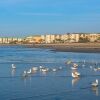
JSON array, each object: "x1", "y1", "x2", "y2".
[
  {"x1": 23, "y1": 71, "x2": 27, "y2": 77},
  {"x1": 91, "y1": 79, "x2": 99, "y2": 87},
  {"x1": 72, "y1": 71, "x2": 80, "y2": 78},
  {"x1": 27, "y1": 69, "x2": 32, "y2": 74},
  {"x1": 12, "y1": 64, "x2": 16, "y2": 69}
]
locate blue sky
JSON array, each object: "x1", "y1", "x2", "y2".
[{"x1": 0, "y1": 0, "x2": 100, "y2": 37}]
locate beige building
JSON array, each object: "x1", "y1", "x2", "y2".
[
  {"x1": 27, "y1": 33, "x2": 100, "y2": 43},
  {"x1": 1, "y1": 33, "x2": 98, "y2": 44},
  {"x1": 43, "y1": 34, "x2": 81, "y2": 43},
  {"x1": 79, "y1": 33, "x2": 100, "y2": 42},
  {"x1": 60, "y1": 34, "x2": 79, "y2": 43},
  {"x1": 25, "y1": 35, "x2": 43, "y2": 43},
  {"x1": 44, "y1": 34, "x2": 55, "y2": 43},
  {"x1": 87, "y1": 34, "x2": 99, "y2": 42},
  {"x1": 0, "y1": 37, "x2": 22, "y2": 44},
  {"x1": 61, "y1": 34, "x2": 69, "y2": 42},
  {"x1": 66, "y1": 33, "x2": 79, "y2": 42}
]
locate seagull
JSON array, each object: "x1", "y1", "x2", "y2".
[
  {"x1": 39, "y1": 66, "x2": 43, "y2": 69},
  {"x1": 32, "y1": 67, "x2": 38, "y2": 71},
  {"x1": 59, "y1": 67, "x2": 62, "y2": 70},
  {"x1": 67, "y1": 60, "x2": 72, "y2": 64},
  {"x1": 27, "y1": 69, "x2": 32, "y2": 74},
  {"x1": 82, "y1": 64, "x2": 85, "y2": 68},
  {"x1": 41, "y1": 68, "x2": 49, "y2": 72},
  {"x1": 12, "y1": 64, "x2": 16, "y2": 69},
  {"x1": 94, "y1": 68, "x2": 98, "y2": 72},
  {"x1": 71, "y1": 63, "x2": 78, "y2": 70},
  {"x1": 52, "y1": 68, "x2": 57, "y2": 72},
  {"x1": 71, "y1": 67, "x2": 78, "y2": 70},
  {"x1": 74, "y1": 71, "x2": 80, "y2": 76},
  {"x1": 73, "y1": 63, "x2": 78, "y2": 67},
  {"x1": 72, "y1": 71, "x2": 80, "y2": 78},
  {"x1": 22, "y1": 71, "x2": 27, "y2": 77},
  {"x1": 90, "y1": 66, "x2": 93, "y2": 69},
  {"x1": 91, "y1": 79, "x2": 99, "y2": 87}
]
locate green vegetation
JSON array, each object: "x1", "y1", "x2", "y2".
[
  {"x1": 97, "y1": 37, "x2": 100, "y2": 40},
  {"x1": 54, "y1": 39, "x2": 64, "y2": 43},
  {"x1": 79, "y1": 37, "x2": 90, "y2": 43},
  {"x1": 9, "y1": 40, "x2": 18, "y2": 44}
]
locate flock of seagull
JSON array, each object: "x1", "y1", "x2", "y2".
[
  {"x1": 70, "y1": 61, "x2": 99, "y2": 87},
  {"x1": 11, "y1": 60, "x2": 99, "y2": 87},
  {"x1": 11, "y1": 64, "x2": 63, "y2": 76}
]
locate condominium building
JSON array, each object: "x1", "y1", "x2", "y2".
[
  {"x1": 0, "y1": 37, "x2": 22, "y2": 44},
  {"x1": 44, "y1": 34, "x2": 55, "y2": 43},
  {"x1": 67, "y1": 33, "x2": 79, "y2": 42},
  {"x1": 44, "y1": 34, "x2": 76, "y2": 43},
  {"x1": 79, "y1": 33, "x2": 100, "y2": 42},
  {"x1": 25, "y1": 35, "x2": 43, "y2": 43},
  {"x1": 87, "y1": 34, "x2": 99, "y2": 42},
  {"x1": 3, "y1": 33, "x2": 98, "y2": 44}
]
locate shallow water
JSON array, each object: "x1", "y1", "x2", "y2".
[{"x1": 0, "y1": 46, "x2": 100, "y2": 100}]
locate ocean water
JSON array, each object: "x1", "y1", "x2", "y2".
[{"x1": 0, "y1": 46, "x2": 100, "y2": 100}]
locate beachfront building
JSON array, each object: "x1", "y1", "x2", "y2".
[
  {"x1": 67, "y1": 33, "x2": 79, "y2": 42},
  {"x1": 61, "y1": 34, "x2": 69, "y2": 42},
  {"x1": 44, "y1": 34, "x2": 55, "y2": 43},
  {"x1": 41, "y1": 35, "x2": 45, "y2": 43},
  {"x1": 54, "y1": 34, "x2": 62, "y2": 43},
  {"x1": 43, "y1": 34, "x2": 80, "y2": 43},
  {"x1": 87, "y1": 34, "x2": 99, "y2": 42},
  {"x1": 0, "y1": 37, "x2": 22, "y2": 44},
  {"x1": 0, "y1": 38, "x2": 2, "y2": 43},
  {"x1": 25, "y1": 36, "x2": 34, "y2": 43},
  {"x1": 60, "y1": 33, "x2": 79, "y2": 43},
  {"x1": 79, "y1": 33, "x2": 100, "y2": 42},
  {"x1": 22, "y1": 33, "x2": 100, "y2": 44},
  {"x1": 25, "y1": 35, "x2": 44, "y2": 43}
]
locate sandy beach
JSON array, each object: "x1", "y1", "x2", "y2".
[{"x1": 26, "y1": 43, "x2": 100, "y2": 53}]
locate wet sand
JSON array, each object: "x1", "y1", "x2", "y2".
[
  {"x1": 0, "y1": 43, "x2": 100, "y2": 53},
  {"x1": 27, "y1": 43, "x2": 100, "y2": 53}
]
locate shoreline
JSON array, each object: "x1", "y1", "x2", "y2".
[
  {"x1": 0, "y1": 43, "x2": 100, "y2": 53},
  {"x1": 26, "y1": 43, "x2": 100, "y2": 53}
]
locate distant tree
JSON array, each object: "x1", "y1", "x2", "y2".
[
  {"x1": 55, "y1": 39, "x2": 64, "y2": 43},
  {"x1": 97, "y1": 37, "x2": 100, "y2": 42},
  {"x1": 79, "y1": 37, "x2": 90, "y2": 43},
  {"x1": 97, "y1": 37, "x2": 100, "y2": 40},
  {"x1": 39, "y1": 39, "x2": 45, "y2": 43},
  {"x1": 67, "y1": 38, "x2": 71, "y2": 42},
  {"x1": 21, "y1": 40, "x2": 30, "y2": 44},
  {"x1": 9, "y1": 40, "x2": 18, "y2": 44}
]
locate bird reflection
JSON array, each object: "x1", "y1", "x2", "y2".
[
  {"x1": 23, "y1": 78, "x2": 27, "y2": 87},
  {"x1": 11, "y1": 69, "x2": 16, "y2": 76},
  {"x1": 92, "y1": 86, "x2": 99, "y2": 96},
  {"x1": 72, "y1": 78, "x2": 79, "y2": 86},
  {"x1": 42, "y1": 71, "x2": 47, "y2": 76}
]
